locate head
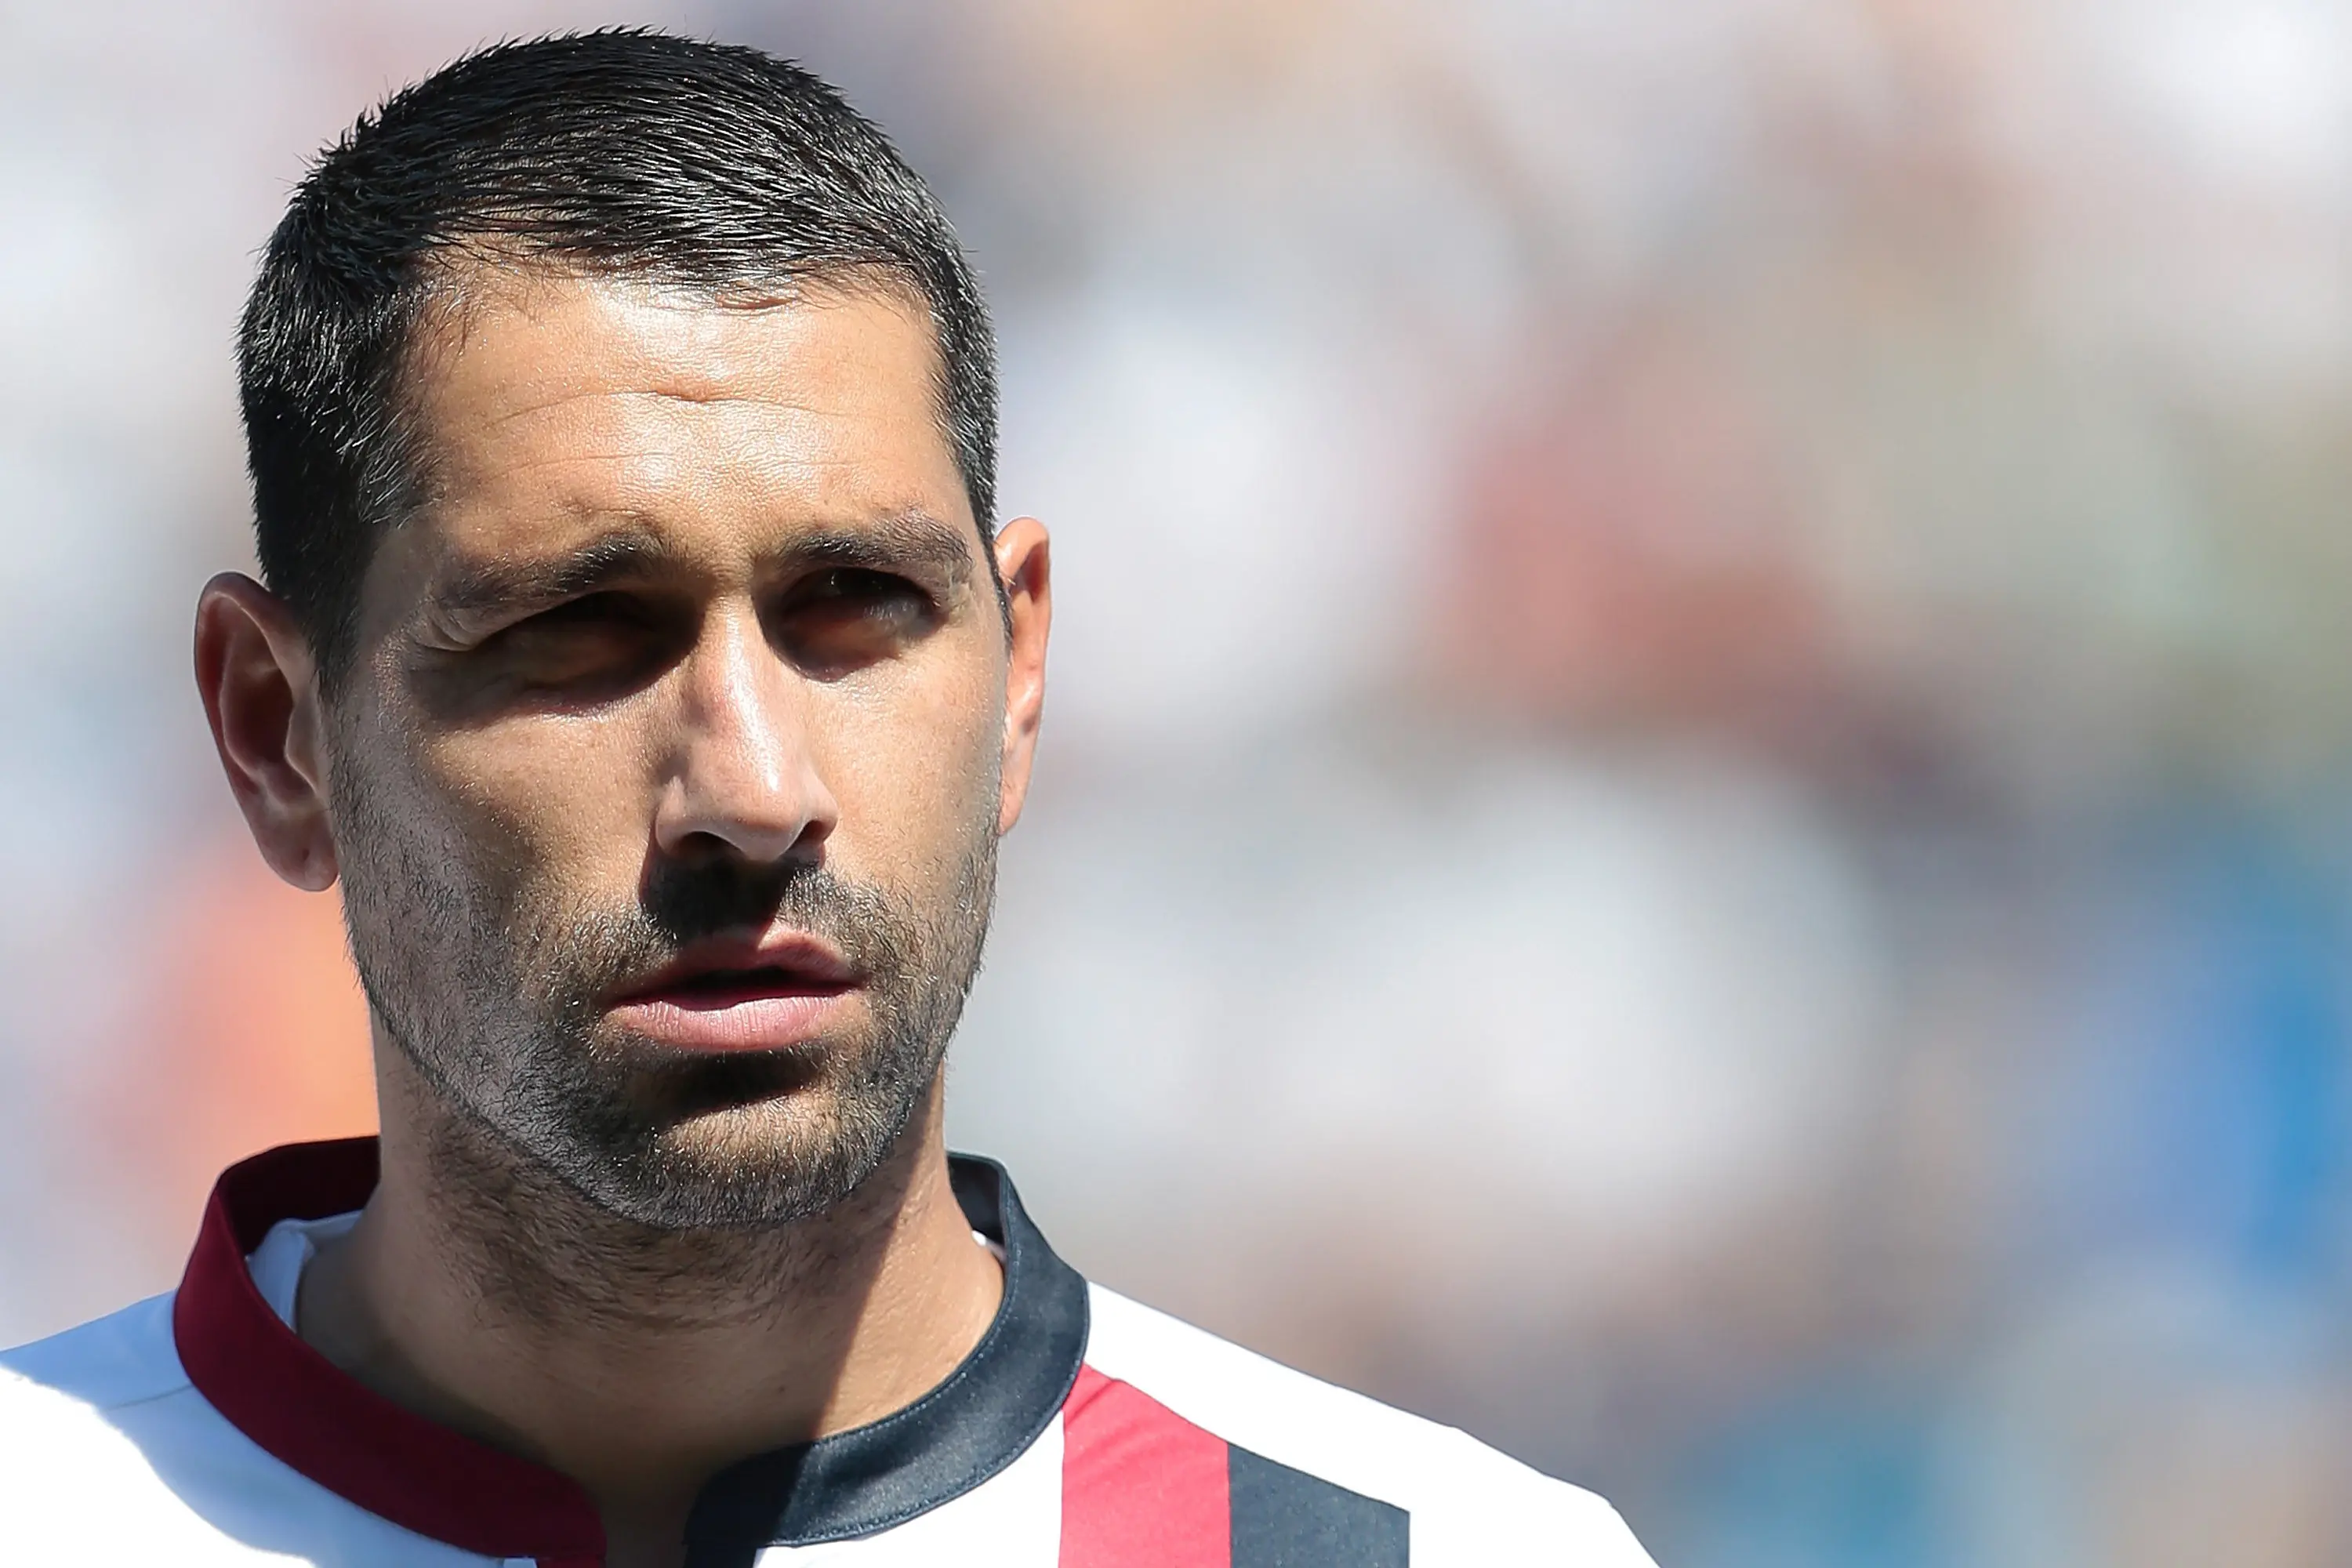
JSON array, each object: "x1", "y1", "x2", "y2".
[{"x1": 194, "y1": 32, "x2": 1050, "y2": 1231}]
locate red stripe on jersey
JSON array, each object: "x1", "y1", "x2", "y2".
[{"x1": 1058, "y1": 1364, "x2": 1232, "y2": 1568}]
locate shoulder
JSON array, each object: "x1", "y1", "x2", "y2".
[
  {"x1": 0, "y1": 1293, "x2": 194, "y2": 1483},
  {"x1": 0, "y1": 1294, "x2": 487, "y2": 1566},
  {"x1": 0, "y1": 1295, "x2": 219, "y2": 1554},
  {"x1": 1079, "y1": 1284, "x2": 1655, "y2": 1565},
  {"x1": 0, "y1": 1292, "x2": 191, "y2": 1414}
]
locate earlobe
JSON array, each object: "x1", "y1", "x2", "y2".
[
  {"x1": 193, "y1": 573, "x2": 342, "y2": 893},
  {"x1": 992, "y1": 518, "x2": 1051, "y2": 836}
]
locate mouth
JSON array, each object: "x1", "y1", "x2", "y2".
[{"x1": 606, "y1": 935, "x2": 862, "y2": 1054}]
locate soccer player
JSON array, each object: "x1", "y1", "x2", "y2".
[{"x1": 0, "y1": 31, "x2": 1657, "y2": 1568}]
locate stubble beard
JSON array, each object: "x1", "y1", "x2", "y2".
[{"x1": 331, "y1": 745, "x2": 1000, "y2": 1239}]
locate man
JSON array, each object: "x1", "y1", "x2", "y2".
[{"x1": 0, "y1": 31, "x2": 1655, "y2": 1568}]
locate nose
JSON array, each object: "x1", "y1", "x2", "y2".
[{"x1": 652, "y1": 603, "x2": 837, "y2": 865}]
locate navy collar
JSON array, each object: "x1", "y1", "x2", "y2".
[{"x1": 175, "y1": 1138, "x2": 1089, "y2": 1564}]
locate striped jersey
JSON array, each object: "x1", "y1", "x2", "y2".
[{"x1": 0, "y1": 1139, "x2": 1655, "y2": 1566}]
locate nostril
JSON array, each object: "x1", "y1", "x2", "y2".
[
  {"x1": 671, "y1": 829, "x2": 747, "y2": 862},
  {"x1": 658, "y1": 812, "x2": 830, "y2": 869}
]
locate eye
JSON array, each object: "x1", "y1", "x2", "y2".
[
  {"x1": 770, "y1": 568, "x2": 938, "y2": 673},
  {"x1": 481, "y1": 592, "x2": 687, "y2": 691},
  {"x1": 792, "y1": 568, "x2": 930, "y2": 612},
  {"x1": 500, "y1": 591, "x2": 653, "y2": 644}
]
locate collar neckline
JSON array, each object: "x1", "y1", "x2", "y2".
[{"x1": 172, "y1": 1138, "x2": 1088, "y2": 1562}]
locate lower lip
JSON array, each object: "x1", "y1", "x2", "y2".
[{"x1": 606, "y1": 987, "x2": 858, "y2": 1053}]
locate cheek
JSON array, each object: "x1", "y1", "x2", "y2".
[
  {"x1": 815, "y1": 670, "x2": 1002, "y2": 884},
  {"x1": 325, "y1": 727, "x2": 516, "y2": 1003},
  {"x1": 411, "y1": 717, "x2": 660, "y2": 909}
]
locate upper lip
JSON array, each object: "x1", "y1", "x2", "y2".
[{"x1": 608, "y1": 930, "x2": 859, "y2": 1004}]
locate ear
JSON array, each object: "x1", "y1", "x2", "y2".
[
  {"x1": 193, "y1": 572, "x2": 341, "y2": 892},
  {"x1": 991, "y1": 517, "x2": 1051, "y2": 835}
]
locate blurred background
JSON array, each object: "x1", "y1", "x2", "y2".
[{"x1": 5, "y1": 0, "x2": 2351, "y2": 1561}]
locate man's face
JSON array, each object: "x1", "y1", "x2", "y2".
[{"x1": 321, "y1": 274, "x2": 1030, "y2": 1229}]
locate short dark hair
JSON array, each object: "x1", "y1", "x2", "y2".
[{"x1": 238, "y1": 29, "x2": 996, "y2": 687}]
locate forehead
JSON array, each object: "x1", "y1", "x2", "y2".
[{"x1": 377, "y1": 270, "x2": 974, "y2": 593}]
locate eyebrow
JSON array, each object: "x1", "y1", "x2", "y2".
[
  {"x1": 423, "y1": 528, "x2": 678, "y2": 622},
  {"x1": 417, "y1": 509, "x2": 979, "y2": 627},
  {"x1": 789, "y1": 510, "x2": 977, "y2": 590}
]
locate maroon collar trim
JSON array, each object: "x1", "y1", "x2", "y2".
[{"x1": 171, "y1": 1138, "x2": 604, "y2": 1563}]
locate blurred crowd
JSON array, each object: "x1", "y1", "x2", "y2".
[{"x1": 5, "y1": 2, "x2": 2350, "y2": 1563}]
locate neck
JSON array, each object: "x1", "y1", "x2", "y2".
[{"x1": 296, "y1": 1044, "x2": 1004, "y2": 1567}]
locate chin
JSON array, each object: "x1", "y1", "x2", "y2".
[{"x1": 552, "y1": 1083, "x2": 914, "y2": 1231}]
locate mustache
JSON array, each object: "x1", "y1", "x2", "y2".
[
  {"x1": 520, "y1": 857, "x2": 922, "y2": 1009},
  {"x1": 641, "y1": 855, "x2": 865, "y2": 946}
]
